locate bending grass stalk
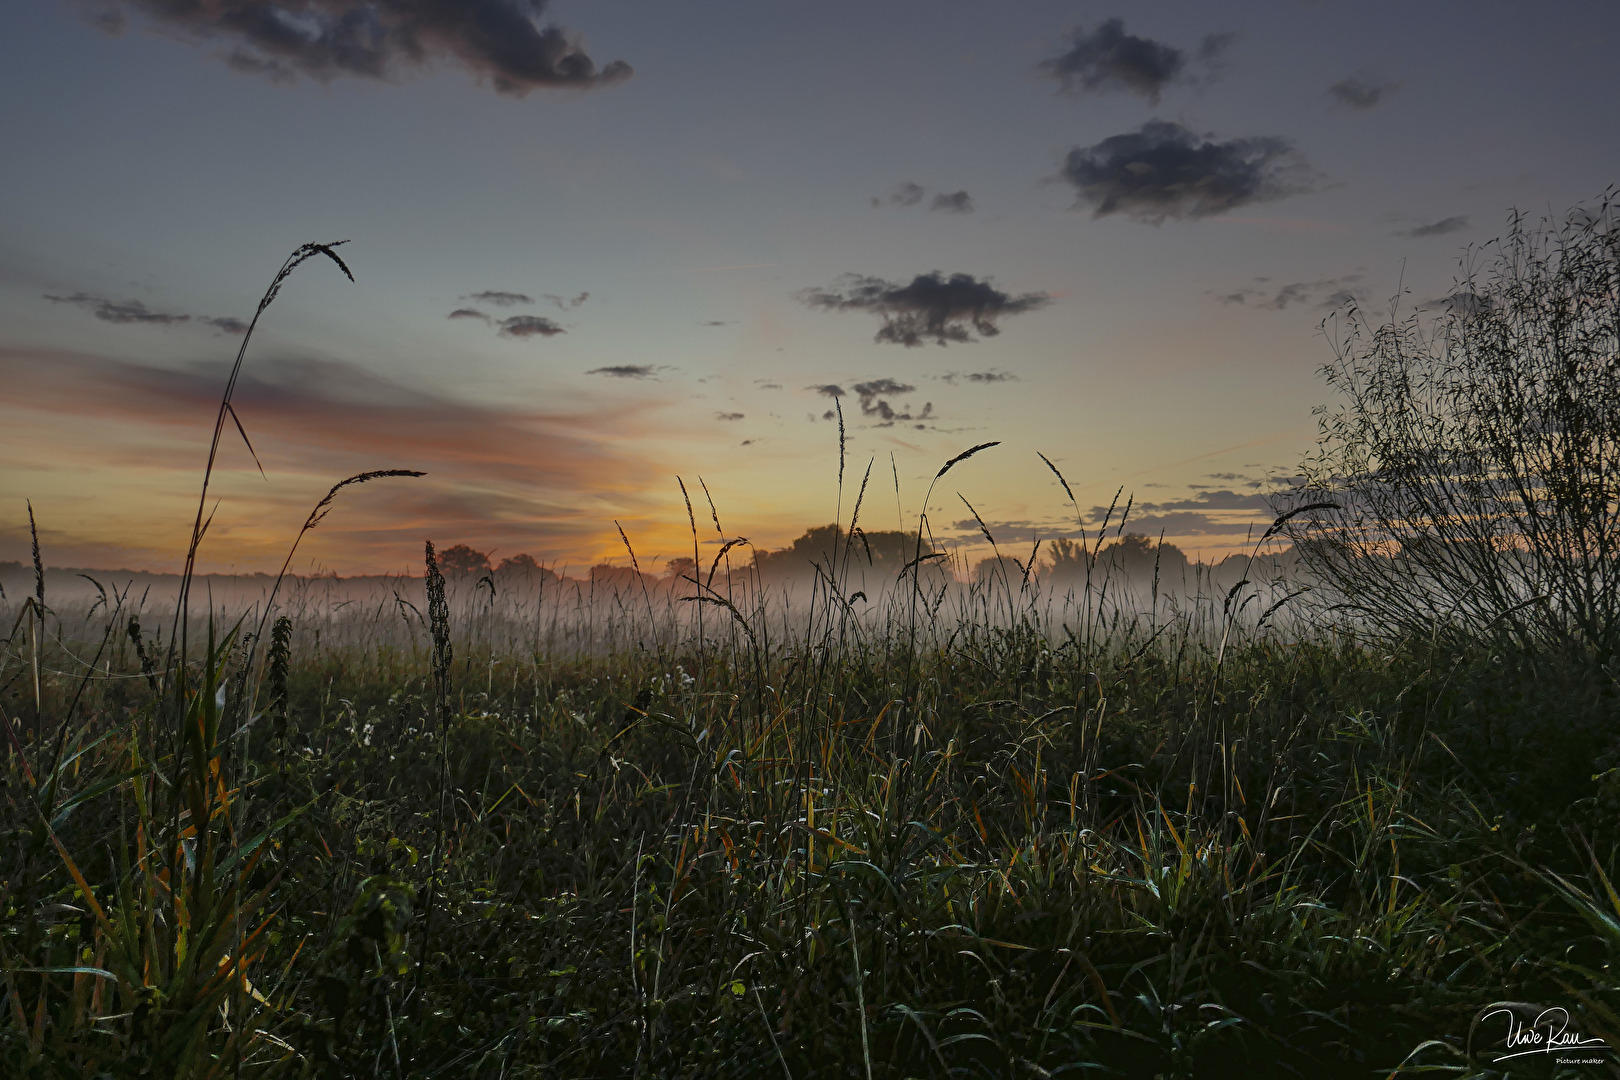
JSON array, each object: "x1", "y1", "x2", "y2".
[
  {"x1": 243, "y1": 470, "x2": 426, "y2": 717},
  {"x1": 172, "y1": 241, "x2": 353, "y2": 685}
]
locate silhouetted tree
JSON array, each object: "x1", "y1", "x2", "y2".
[{"x1": 436, "y1": 544, "x2": 490, "y2": 577}]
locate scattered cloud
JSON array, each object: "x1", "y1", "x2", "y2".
[
  {"x1": 1038, "y1": 19, "x2": 1231, "y2": 104},
  {"x1": 587, "y1": 364, "x2": 656, "y2": 379},
  {"x1": 809, "y1": 384, "x2": 845, "y2": 398},
  {"x1": 1327, "y1": 76, "x2": 1400, "y2": 110},
  {"x1": 755, "y1": 380, "x2": 782, "y2": 389},
  {"x1": 930, "y1": 191, "x2": 975, "y2": 214},
  {"x1": 447, "y1": 308, "x2": 491, "y2": 322},
  {"x1": 715, "y1": 411, "x2": 744, "y2": 421},
  {"x1": 1399, "y1": 215, "x2": 1469, "y2": 238},
  {"x1": 498, "y1": 315, "x2": 565, "y2": 338},
  {"x1": 798, "y1": 271, "x2": 1051, "y2": 347},
  {"x1": 199, "y1": 316, "x2": 249, "y2": 335},
  {"x1": 1060, "y1": 121, "x2": 1318, "y2": 225},
  {"x1": 466, "y1": 290, "x2": 534, "y2": 307},
  {"x1": 1212, "y1": 273, "x2": 1361, "y2": 311},
  {"x1": 93, "y1": 0, "x2": 632, "y2": 95},
  {"x1": 45, "y1": 292, "x2": 190, "y2": 326},
  {"x1": 545, "y1": 291, "x2": 589, "y2": 310},
  {"x1": 851, "y1": 379, "x2": 932, "y2": 426},
  {"x1": 703, "y1": 320, "x2": 734, "y2": 327}
]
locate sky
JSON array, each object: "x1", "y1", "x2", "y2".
[{"x1": 2, "y1": 0, "x2": 1618, "y2": 577}]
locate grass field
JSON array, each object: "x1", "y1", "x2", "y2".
[{"x1": 3, "y1": 534, "x2": 1618, "y2": 1077}]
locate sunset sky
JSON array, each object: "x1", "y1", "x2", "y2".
[{"x1": 3, "y1": 1, "x2": 1618, "y2": 576}]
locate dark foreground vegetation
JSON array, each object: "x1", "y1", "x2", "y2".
[
  {"x1": 3, "y1": 590, "x2": 1618, "y2": 1078},
  {"x1": 6, "y1": 200, "x2": 1620, "y2": 1077}
]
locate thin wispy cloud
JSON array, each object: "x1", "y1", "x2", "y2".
[
  {"x1": 447, "y1": 308, "x2": 491, "y2": 322},
  {"x1": 1399, "y1": 215, "x2": 1470, "y2": 238},
  {"x1": 874, "y1": 182, "x2": 926, "y2": 207},
  {"x1": 1060, "y1": 121, "x2": 1319, "y2": 225},
  {"x1": 872, "y1": 182, "x2": 976, "y2": 213},
  {"x1": 88, "y1": 0, "x2": 632, "y2": 95},
  {"x1": 45, "y1": 292, "x2": 191, "y2": 326},
  {"x1": 545, "y1": 291, "x2": 589, "y2": 310},
  {"x1": 1328, "y1": 76, "x2": 1400, "y2": 110},
  {"x1": 466, "y1": 290, "x2": 534, "y2": 307},
  {"x1": 942, "y1": 371, "x2": 1018, "y2": 385},
  {"x1": 1422, "y1": 291, "x2": 1493, "y2": 316},
  {"x1": 587, "y1": 364, "x2": 657, "y2": 379},
  {"x1": 45, "y1": 291, "x2": 246, "y2": 332},
  {"x1": 1038, "y1": 19, "x2": 1232, "y2": 104},
  {"x1": 798, "y1": 272, "x2": 1050, "y2": 347}
]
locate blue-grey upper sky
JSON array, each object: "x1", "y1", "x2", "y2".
[{"x1": 3, "y1": 0, "x2": 1617, "y2": 573}]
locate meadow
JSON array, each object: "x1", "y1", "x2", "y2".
[{"x1": 5, "y1": 218, "x2": 1620, "y2": 1078}]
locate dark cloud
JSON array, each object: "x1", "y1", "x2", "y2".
[
  {"x1": 467, "y1": 290, "x2": 533, "y2": 307},
  {"x1": 810, "y1": 384, "x2": 845, "y2": 398},
  {"x1": 587, "y1": 365, "x2": 655, "y2": 379},
  {"x1": 1060, "y1": 121, "x2": 1317, "y2": 225},
  {"x1": 1038, "y1": 19, "x2": 1230, "y2": 104},
  {"x1": 942, "y1": 371, "x2": 1018, "y2": 385},
  {"x1": 1327, "y1": 77, "x2": 1399, "y2": 110},
  {"x1": 703, "y1": 320, "x2": 734, "y2": 327},
  {"x1": 714, "y1": 411, "x2": 744, "y2": 421},
  {"x1": 545, "y1": 291, "x2": 589, "y2": 310},
  {"x1": 798, "y1": 271, "x2": 1051, "y2": 347},
  {"x1": 45, "y1": 292, "x2": 190, "y2": 326},
  {"x1": 200, "y1": 316, "x2": 249, "y2": 334},
  {"x1": 447, "y1": 308, "x2": 491, "y2": 321},
  {"x1": 498, "y1": 315, "x2": 565, "y2": 338},
  {"x1": 96, "y1": 0, "x2": 631, "y2": 95},
  {"x1": 1212, "y1": 273, "x2": 1361, "y2": 311},
  {"x1": 930, "y1": 191, "x2": 975, "y2": 214},
  {"x1": 1400, "y1": 215, "x2": 1470, "y2": 238}
]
